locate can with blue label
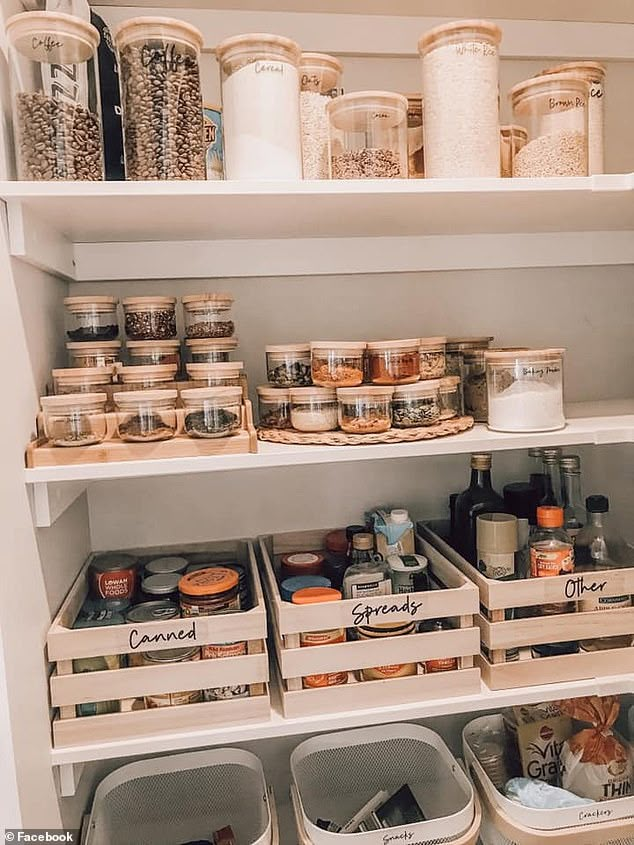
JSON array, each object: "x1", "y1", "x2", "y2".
[{"x1": 203, "y1": 104, "x2": 224, "y2": 180}]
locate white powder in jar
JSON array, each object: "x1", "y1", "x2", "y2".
[
  {"x1": 291, "y1": 405, "x2": 338, "y2": 432},
  {"x1": 513, "y1": 129, "x2": 586, "y2": 177},
  {"x1": 300, "y1": 90, "x2": 330, "y2": 179},
  {"x1": 488, "y1": 379, "x2": 564, "y2": 432},
  {"x1": 222, "y1": 59, "x2": 302, "y2": 179},
  {"x1": 422, "y1": 39, "x2": 500, "y2": 177}
]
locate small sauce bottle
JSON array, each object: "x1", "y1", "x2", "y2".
[{"x1": 529, "y1": 505, "x2": 574, "y2": 615}]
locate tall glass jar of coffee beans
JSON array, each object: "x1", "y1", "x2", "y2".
[
  {"x1": 6, "y1": 11, "x2": 104, "y2": 181},
  {"x1": 115, "y1": 17, "x2": 205, "y2": 180}
]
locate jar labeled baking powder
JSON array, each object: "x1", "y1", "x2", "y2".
[
  {"x1": 419, "y1": 20, "x2": 501, "y2": 177},
  {"x1": 216, "y1": 33, "x2": 302, "y2": 180}
]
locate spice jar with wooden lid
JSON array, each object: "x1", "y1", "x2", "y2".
[
  {"x1": 182, "y1": 294, "x2": 235, "y2": 339},
  {"x1": 290, "y1": 387, "x2": 338, "y2": 432},
  {"x1": 419, "y1": 336, "x2": 446, "y2": 379},
  {"x1": 67, "y1": 340, "x2": 122, "y2": 369},
  {"x1": 113, "y1": 389, "x2": 177, "y2": 442},
  {"x1": 52, "y1": 366, "x2": 114, "y2": 395},
  {"x1": 118, "y1": 364, "x2": 178, "y2": 391},
  {"x1": 185, "y1": 361, "x2": 243, "y2": 388},
  {"x1": 366, "y1": 339, "x2": 421, "y2": 385},
  {"x1": 64, "y1": 296, "x2": 118, "y2": 341},
  {"x1": 180, "y1": 387, "x2": 242, "y2": 438},
  {"x1": 293, "y1": 586, "x2": 348, "y2": 689},
  {"x1": 123, "y1": 297, "x2": 177, "y2": 340},
  {"x1": 266, "y1": 344, "x2": 312, "y2": 387},
  {"x1": 257, "y1": 386, "x2": 291, "y2": 430},
  {"x1": 41, "y1": 392, "x2": 108, "y2": 447},
  {"x1": 439, "y1": 376, "x2": 461, "y2": 419},
  {"x1": 392, "y1": 380, "x2": 441, "y2": 428},
  {"x1": 186, "y1": 337, "x2": 238, "y2": 363},
  {"x1": 337, "y1": 386, "x2": 394, "y2": 434},
  {"x1": 311, "y1": 342, "x2": 365, "y2": 387},
  {"x1": 127, "y1": 340, "x2": 181, "y2": 368}
]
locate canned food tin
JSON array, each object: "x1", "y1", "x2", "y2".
[
  {"x1": 143, "y1": 646, "x2": 202, "y2": 708},
  {"x1": 89, "y1": 552, "x2": 138, "y2": 601}
]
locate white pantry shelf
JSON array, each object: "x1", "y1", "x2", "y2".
[
  {"x1": 3, "y1": 176, "x2": 634, "y2": 280},
  {"x1": 26, "y1": 401, "x2": 634, "y2": 527},
  {"x1": 51, "y1": 671, "x2": 634, "y2": 792}
]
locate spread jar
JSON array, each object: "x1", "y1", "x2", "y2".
[
  {"x1": 292, "y1": 587, "x2": 347, "y2": 689},
  {"x1": 280, "y1": 552, "x2": 325, "y2": 580},
  {"x1": 356, "y1": 620, "x2": 417, "y2": 680},
  {"x1": 179, "y1": 566, "x2": 241, "y2": 616},
  {"x1": 89, "y1": 552, "x2": 139, "y2": 601}
]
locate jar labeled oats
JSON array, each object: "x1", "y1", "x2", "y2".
[
  {"x1": 182, "y1": 294, "x2": 235, "y2": 339},
  {"x1": 290, "y1": 387, "x2": 338, "y2": 432},
  {"x1": 123, "y1": 297, "x2": 177, "y2": 340},
  {"x1": 181, "y1": 386, "x2": 242, "y2": 438},
  {"x1": 510, "y1": 73, "x2": 589, "y2": 177},
  {"x1": 419, "y1": 336, "x2": 446, "y2": 379},
  {"x1": 328, "y1": 91, "x2": 408, "y2": 178},
  {"x1": 367, "y1": 339, "x2": 421, "y2": 385},
  {"x1": 500, "y1": 125, "x2": 528, "y2": 178},
  {"x1": 64, "y1": 296, "x2": 118, "y2": 341},
  {"x1": 6, "y1": 11, "x2": 104, "y2": 181},
  {"x1": 115, "y1": 17, "x2": 205, "y2": 180},
  {"x1": 186, "y1": 337, "x2": 238, "y2": 363},
  {"x1": 300, "y1": 52, "x2": 342, "y2": 180},
  {"x1": 405, "y1": 93, "x2": 424, "y2": 178},
  {"x1": 217, "y1": 33, "x2": 302, "y2": 180},
  {"x1": 337, "y1": 386, "x2": 393, "y2": 434},
  {"x1": 542, "y1": 62, "x2": 605, "y2": 174},
  {"x1": 311, "y1": 341, "x2": 365, "y2": 387},
  {"x1": 113, "y1": 389, "x2": 177, "y2": 442},
  {"x1": 439, "y1": 376, "x2": 461, "y2": 419},
  {"x1": 119, "y1": 364, "x2": 178, "y2": 391},
  {"x1": 392, "y1": 380, "x2": 440, "y2": 428},
  {"x1": 266, "y1": 344, "x2": 312, "y2": 387},
  {"x1": 257, "y1": 386, "x2": 291, "y2": 429},
  {"x1": 462, "y1": 349, "x2": 488, "y2": 422},
  {"x1": 419, "y1": 20, "x2": 501, "y2": 177},
  {"x1": 52, "y1": 366, "x2": 114, "y2": 395},
  {"x1": 67, "y1": 341, "x2": 122, "y2": 369},
  {"x1": 41, "y1": 392, "x2": 107, "y2": 447},
  {"x1": 127, "y1": 340, "x2": 181, "y2": 368},
  {"x1": 185, "y1": 362, "x2": 243, "y2": 388}
]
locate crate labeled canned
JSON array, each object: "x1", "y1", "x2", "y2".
[
  {"x1": 47, "y1": 539, "x2": 269, "y2": 749},
  {"x1": 258, "y1": 529, "x2": 480, "y2": 718}
]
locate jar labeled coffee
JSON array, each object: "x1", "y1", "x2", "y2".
[{"x1": 115, "y1": 17, "x2": 205, "y2": 180}]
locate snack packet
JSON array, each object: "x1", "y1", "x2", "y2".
[
  {"x1": 504, "y1": 703, "x2": 573, "y2": 785},
  {"x1": 559, "y1": 696, "x2": 633, "y2": 801}
]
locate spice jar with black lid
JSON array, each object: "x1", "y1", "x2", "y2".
[
  {"x1": 122, "y1": 297, "x2": 177, "y2": 340},
  {"x1": 64, "y1": 296, "x2": 119, "y2": 341},
  {"x1": 182, "y1": 294, "x2": 235, "y2": 339}
]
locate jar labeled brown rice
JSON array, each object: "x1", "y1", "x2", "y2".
[
  {"x1": 182, "y1": 294, "x2": 235, "y2": 339},
  {"x1": 311, "y1": 341, "x2": 365, "y2": 387},
  {"x1": 337, "y1": 386, "x2": 393, "y2": 434}
]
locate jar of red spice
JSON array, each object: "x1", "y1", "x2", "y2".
[
  {"x1": 292, "y1": 587, "x2": 348, "y2": 689},
  {"x1": 89, "y1": 552, "x2": 139, "y2": 602},
  {"x1": 366, "y1": 339, "x2": 421, "y2": 385},
  {"x1": 280, "y1": 551, "x2": 325, "y2": 580}
]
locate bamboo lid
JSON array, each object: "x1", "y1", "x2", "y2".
[
  {"x1": 510, "y1": 73, "x2": 589, "y2": 107},
  {"x1": 119, "y1": 364, "x2": 178, "y2": 381},
  {"x1": 289, "y1": 387, "x2": 336, "y2": 399},
  {"x1": 367, "y1": 338, "x2": 420, "y2": 351},
  {"x1": 113, "y1": 389, "x2": 178, "y2": 403},
  {"x1": 336, "y1": 386, "x2": 394, "y2": 398},
  {"x1": 216, "y1": 32, "x2": 301, "y2": 65},
  {"x1": 115, "y1": 16, "x2": 203, "y2": 53},
  {"x1": 265, "y1": 343, "x2": 310, "y2": 354},
  {"x1": 41, "y1": 392, "x2": 107, "y2": 408},
  {"x1": 6, "y1": 11, "x2": 100, "y2": 62},
  {"x1": 418, "y1": 20, "x2": 502, "y2": 55},
  {"x1": 257, "y1": 385, "x2": 290, "y2": 400},
  {"x1": 180, "y1": 386, "x2": 242, "y2": 401},
  {"x1": 311, "y1": 341, "x2": 366, "y2": 351}
]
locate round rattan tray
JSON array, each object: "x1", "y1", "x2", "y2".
[{"x1": 257, "y1": 415, "x2": 474, "y2": 446}]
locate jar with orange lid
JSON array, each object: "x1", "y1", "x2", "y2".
[
  {"x1": 182, "y1": 294, "x2": 235, "y2": 339},
  {"x1": 52, "y1": 365, "x2": 114, "y2": 395},
  {"x1": 366, "y1": 339, "x2": 421, "y2": 385},
  {"x1": 118, "y1": 364, "x2": 178, "y2": 391},
  {"x1": 292, "y1": 586, "x2": 348, "y2": 689},
  {"x1": 300, "y1": 52, "x2": 342, "y2": 180},
  {"x1": 64, "y1": 296, "x2": 118, "y2": 341},
  {"x1": 67, "y1": 340, "x2": 122, "y2": 369},
  {"x1": 127, "y1": 340, "x2": 181, "y2": 368},
  {"x1": 509, "y1": 73, "x2": 589, "y2": 177},
  {"x1": 185, "y1": 361, "x2": 243, "y2": 388},
  {"x1": 311, "y1": 342, "x2": 365, "y2": 388},
  {"x1": 356, "y1": 621, "x2": 417, "y2": 681},
  {"x1": 280, "y1": 552, "x2": 325, "y2": 580},
  {"x1": 123, "y1": 297, "x2": 177, "y2": 340},
  {"x1": 186, "y1": 337, "x2": 238, "y2": 364}
]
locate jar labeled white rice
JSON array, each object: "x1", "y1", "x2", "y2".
[{"x1": 418, "y1": 20, "x2": 502, "y2": 177}]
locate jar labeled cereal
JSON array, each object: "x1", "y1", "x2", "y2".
[
  {"x1": 392, "y1": 380, "x2": 440, "y2": 428},
  {"x1": 367, "y1": 339, "x2": 421, "y2": 385},
  {"x1": 311, "y1": 342, "x2": 365, "y2": 387},
  {"x1": 123, "y1": 297, "x2": 177, "y2": 340},
  {"x1": 337, "y1": 386, "x2": 393, "y2": 434},
  {"x1": 419, "y1": 336, "x2": 446, "y2": 379},
  {"x1": 257, "y1": 386, "x2": 291, "y2": 430},
  {"x1": 290, "y1": 387, "x2": 338, "y2": 432},
  {"x1": 265, "y1": 344, "x2": 312, "y2": 387},
  {"x1": 182, "y1": 294, "x2": 235, "y2": 339}
]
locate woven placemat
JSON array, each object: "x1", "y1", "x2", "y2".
[{"x1": 257, "y1": 415, "x2": 474, "y2": 446}]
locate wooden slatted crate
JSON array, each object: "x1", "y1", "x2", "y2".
[
  {"x1": 418, "y1": 522, "x2": 634, "y2": 690},
  {"x1": 258, "y1": 529, "x2": 481, "y2": 718},
  {"x1": 48, "y1": 538, "x2": 269, "y2": 748}
]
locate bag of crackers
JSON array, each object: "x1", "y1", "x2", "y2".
[{"x1": 559, "y1": 696, "x2": 633, "y2": 801}]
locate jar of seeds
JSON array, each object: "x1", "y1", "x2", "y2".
[
  {"x1": 6, "y1": 11, "x2": 104, "y2": 181},
  {"x1": 122, "y1": 297, "x2": 177, "y2": 340},
  {"x1": 257, "y1": 386, "x2": 291, "y2": 429},
  {"x1": 300, "y1": 52, "x2": 342, "y2": 179},
  {"x1": 114, "y1": 389, "x2": 177, "y2": 442},
  {"x1": 185, "y1": 361, "x2": 243, "y2": 388},
  {"x1": 392, "y1": 380, "x2": 440, "y2": 427},
  {"x1": 265, "y1": 344, "x2": 312, "y2": 386},
  {"x1": 115, "y1": 17, "x2": 205, "y2": 180},
  {"x1": 186, "y1": 337, "x2": 238, "y2": 363},
  {"x1": 182, "y1": 294, "x2": 235, "y2": 339},
  {"x1": 41, "y1": 392, "x2": 107, "y2": 447},
  {"x1": 419, "y1": 336, "x2": 446, "y2": 379},
  {"x1": 328, "y1": 91, "x2": 408, "y2": 178},
  {"x1": 181, "y1": 387, "x2": 242, "y2": 438}
]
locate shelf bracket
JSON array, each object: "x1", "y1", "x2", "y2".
[
  {"x1": 5, "y1": 199, "x2": 76, "y2": 280},
  {"x1": 30, "y1": 481, "x2": 88, "y2": 528},
  {"x1": 58, "y1": 761, "x2": 85, "y2": 798}
]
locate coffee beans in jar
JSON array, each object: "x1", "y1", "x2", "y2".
[
  {"x1": 123, "y1": 297, "x2": 177, "y2": 340},
  {"x1": 115, "y1": 17, "x2": 205, "y2": 180}
]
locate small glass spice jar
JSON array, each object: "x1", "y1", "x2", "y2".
[
  {"x1": 41, "y1": 392, "x2": 107, "y2": 447},
  {"x1": 113, "y1": 389, "x2": 177, "y2": 442},
  {"x1": 127, "y1": 340, "x2": 181, "y2": 368},
  {"x1": 186, "y1": 337, "x2": 238, "y2": 363},
  {"x1": 445, "y1": 336, "x2": 494, "y2": 379},
  {"x1": 290, "y1": 387, "x2": 338, "y2": 432},
  {"x1": 6, "y1": 11, "x2": 104, "y2": 181},
  {"x1": 311, "y1": 341, "x2": 365, "y2": 387},
  {"x1": 300, "y1": 52, "x2": 343, "y2": 180},
  {"x1": 67, "y1": 341, "x2": 122, "y2": 369},
  {"x1": 257, "y1": 386, "x2": 291, "y2": 429},
  {"x1": 405, "y1": 93, "x2": 424, "y2": 178},
  {"x1": 366, "y1": 339, "x2": 421, "y2": 385},
  {"x1": 462, "y1": 349, "x2": 488, "y2": 422},
  {"x1": 439, "y1": 376, "x2": 461, "y2": 420},
  {"x1": 509, "y1": 73, "x2": 589, "y2": 177},
  {"x1": 500, "y1": 125, "x2": 528, "y2": 178},
  {"x1": 115, "y1": 17, "x2": 205, "y2": 180},
  {"x1": 185, "y1": 362, "x2": 243, "y2": 388},
  {"x1": 337, "y1": 386, "x2": 393, "y2": 434},
  {"x1": 327, "y1": 91, "x2": 408, "y2": 178},
  {"x1": 182, "y1": 294, "x2": 235, "y2": 339},
  {"x1": 265, "y1": 344, "x2": 312, "y2": 387},
  {"x1": 181, "y1": 386, "x2": 242, "y2": 439},
  {"x1": 118, "y1": 364, "x2": 178, "y2": 391},
  {"x1": 123, "y1": 297, "x2": 177, "y2": 340},
  {"x1": 419, "y1": 336, "x2": 446, "y2": 380},
  {"x1": 52, "y1": 365, "x2": 114, "y2": 395},
  {"x1": 64, "y1": 296, "x2": 118, "y2": 341},
  {"x1": 392, "y1": 380, "x2": 440, "y2": 428}
]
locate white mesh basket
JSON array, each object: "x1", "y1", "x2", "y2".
[
  {"x1": 291, "y1": 724, "x2": 475, "y2": 845},
  {"x1": 463, "y1": 715, "x2": 634, "y2": 832},
  {"x1": 86, "y1": 748, "x2": 273, "y2": 845}
]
